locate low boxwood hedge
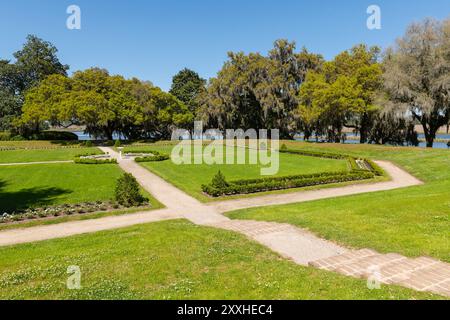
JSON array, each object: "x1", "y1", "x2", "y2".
[
  {"x1": 202, "y1": 146, "x2": 385, "y2": 197},
  {"x1": 135, "y1": 154, "x2": 170, "y2": 162},
  {"x1": 279, "y1": 147, "x2": 349, "y2": 159},
  {"x1": 125, "y1": 149, "x2": 170, "y2": 162},
  {"x1": 74, "y1": 158, "x2": 117, "y2": 164},
  {"x1": 202, "y1": 171, "x2": 375, "y2": 197}
]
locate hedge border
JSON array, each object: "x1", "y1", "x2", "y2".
[
  {"x1": 202, "y1": 146, "x2": 385, "y2": 197},
  {"x1": 123, "y1": 149, "x2": 170, "y2": 163}
]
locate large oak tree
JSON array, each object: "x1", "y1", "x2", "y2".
[{"x1": 383, "y1": 18, "x2": 450, "y2": 147}]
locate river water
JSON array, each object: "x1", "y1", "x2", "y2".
[{"x1": 73, "y1": 131, "x2": 450, "y2": 149}]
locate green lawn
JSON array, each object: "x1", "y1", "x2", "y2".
[
  {"x1": 135, "y1": 145, "x2": 349, "y2": 202},
  {"x1": 0, "y1": 147, "x2": 102, "y2": 163},
  {"x1": 227, "y1": 142, "x2": 450, "y2": 262},
  {"x1": 0, "y1": 220, "x2": 439, "y2": 300},
  {"x1": 0, "y1": 163, "x2": 124, "y2": 212}
]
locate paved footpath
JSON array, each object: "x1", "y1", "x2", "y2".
[{"x1": 0, "y1": 146, "x2": 447, "y2": 297}]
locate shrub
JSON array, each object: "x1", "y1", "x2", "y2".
[
  {"x1": 31, "y1": 131, "x2": 79, "y2": 141},
  {"x1": 115, "y1": 173, "x2": 146, "y2": 207},
  {"x1": 202, "y1": 171, "x2": 375, "y2": 197},
  {"x1": 10, "y1": 135, "x2": 26, "y2": 141},
  {"x1": 211, "y1": 171, "x2": 229, "y2": 189},
  {"x1": 135, "y1": 155, "x2": 169, "y2": 162},
  {"x1": 126, "y1": 149, "x2": 170, "y2": 162},
  {"x1": 365, "y1": 159, "x2": 384, "y2": 176},
  {"x1": 84, "y1": 140, "x2": 93, "y2": 147},
  {"x1": 0, "y1": 132, "x2": 11, "y2": 141},
  {"x1": 280, "y1": 144, "x2": 288, "y2": 151},
  {"x1": 74, "y1": 158, "x2": 117, "y2": 165},
  {"x1": 114, "y1": 140, "x2": 121, "y2": 148}
]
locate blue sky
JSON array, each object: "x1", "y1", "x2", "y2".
[{"x1": 0, "y1": 0, "x2": 449, "y2": 90}]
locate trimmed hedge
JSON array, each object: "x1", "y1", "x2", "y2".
[
  {"x1": 202, "y1": 146, "x2": 385, "y2": 197},
  {"x1": 279, "y1": 148, "x2": 348, "y2": 159},
  {"x1": 135, "y1": 154, "x2": 170, "y2": 162},
  {"x1": 125, "y1": 149, "x2": 170, "y2": 162},
  {"x1": 202, "y1": 171, "x2": 375, "y2": 197},
  {"x1": 365, "y1": 159, "x2": 384, "y2": 176},
  {"x1": 74, "y1": 158, "x2": 117, "y2": 164},
  {"x1": 231, "y1": 170, "x2": 351, "y2": 186}
]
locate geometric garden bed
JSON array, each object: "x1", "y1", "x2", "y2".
[{"x1": 202, "y1": 146, "x2": 385, "y2": 197}]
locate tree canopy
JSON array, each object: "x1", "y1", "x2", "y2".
[
  {"x1": 383, "y1": 18, "x2": 450, "y2": 147},
  {"x1": 20, "y1": 68, "x2": 193, "y2": 140},
  {"x1": 169, "y1": 68, "x2": 206, "y2": 115},
  {"x1": 0, "y1": 35, "x2": 68, "y2": 131},
  {"x1": 199, "y1": 40, "x2": 324, "y2": 138}
]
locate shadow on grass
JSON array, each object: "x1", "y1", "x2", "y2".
[{"x1": 0, "y1": 179, "x2": 72, "y2": 213}]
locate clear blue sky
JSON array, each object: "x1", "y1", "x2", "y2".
[{"x1": 1, "y1": 0, "x2": 449, "y2": 90}]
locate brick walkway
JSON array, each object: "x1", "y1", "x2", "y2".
[{"x1": 310, "y1": 249, "x2": 450, "y2": 297}]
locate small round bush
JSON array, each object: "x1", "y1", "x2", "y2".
[
  {"x1": 84, "y1": 140, "x2": 93, "y2": 147},
  {"x1": 114, "y1": 140, "x2": 121, "y2": 148},
  {"x1": 115, "y1": 173, "x2": 146, "y2": 207}
]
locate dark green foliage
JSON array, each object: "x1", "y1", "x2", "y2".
[
  {"x1": 31, "y1": 131, "x2": 78, "y2": 141},
  {"x1": 0, "y1": 35, "x2": 68, "y2": 131},
  {"x1": 126, "y1": 149, "x2": 170, "y2": 162},
  {"x1": 74, "y1": 158, "x2": 117, "y2": 165},
  {"x1": 84, "y1": 140, "x2": 93, "y2": 147},
  {"x1": 202, "y1": 148, "x2": 384, "y2": 197},
  {"x1": 135, "y1": 155, "x2": 169, "y2": 162},
  {"x1": 170, "y1": 68, "x2": 206, "y2": 114},
  {"x1": 365, "y1": 159, "x2": 384, "y2": 176},
  {"x1": 211, "y1": 171, "x2": 229, "y2": 189},
  {"x1": 115, "y1": 173, "x2": 146, "y2": 207},
  {"x1": 202, "y1": 171, "x2": 375, "y2": 197}
]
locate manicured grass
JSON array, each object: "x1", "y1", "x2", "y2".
[
  {"x1": 0, "y1": 163, "x2": 124, "y2": 212},
  {"x1": 0, "y1": 220, "x2": 439, "y2": 300},
  {"x1": 0, "y1": 140, "x2": 82, "y2": 149},
  {"x1": 0, "y1": 147, "x2": 102, "y2": 163},
  {"x1": 136, "y1": 145, "x2": 349, "y2": 202},
  {"x1": 227, "y1": 142, "x2": 450, "y2": 262}
]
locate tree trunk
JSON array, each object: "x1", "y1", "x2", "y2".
[
  {"x1": 422, "y1": 123, "x2": 435, "y2": 148},
  {"x1": 359, "y1": 113, "x2": 370, "y2": 144}
]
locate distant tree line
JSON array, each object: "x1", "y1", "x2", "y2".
[{"x1": 0, "y1": 18, "x2": 448, "y2": 147}]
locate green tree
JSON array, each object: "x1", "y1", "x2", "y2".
[
  {"x1": 13, "y1": 35, "x2": 68, "y2": 91},
  {"x1": 20, "y1": 68, "x2": 192, "y2": 141},
  {"x1": 297, "y1": 45, "x2": 382, "y2": 143},
  {"x1": 0, "y1": 35, "x2": 68, "y2": 131},
  {"x1": 383, "y1": 18, "x2": 450, "y2": 147},
  {"x1": 169, "y1": 68, "x2": 206, "y2": 115},
  {"x1": 200, "y1": 40, "x2": 323, "y2": 138}
]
